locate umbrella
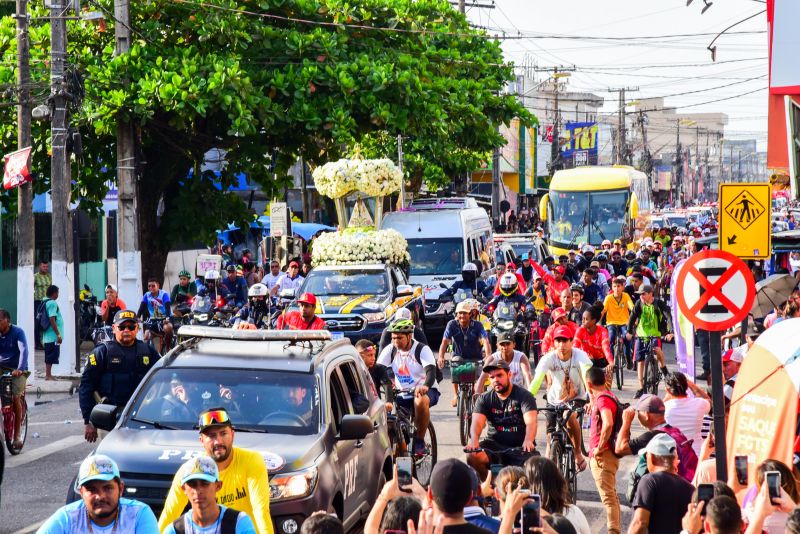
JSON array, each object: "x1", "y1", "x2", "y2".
[{"x1": 750, "y1": 273, "x2": 797, "y2": 318}]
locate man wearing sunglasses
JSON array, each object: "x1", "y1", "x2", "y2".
[
  {"x1": 79, "y1": 309, "x2": 161, "y2": 443},
  {"x1": 159, "y1": 408, "x2": 274, "y2": 534}
]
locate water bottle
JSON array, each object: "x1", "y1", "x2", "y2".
[{"x1": 582, "y1": 414, "x2": 591, "y2": 430}]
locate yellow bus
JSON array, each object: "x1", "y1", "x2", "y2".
[{"x1": 539, "y1": 165, "x2": 652, "y2": 255}]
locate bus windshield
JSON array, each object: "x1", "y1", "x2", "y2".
[{"x1": 549, "y1": 190, "x2": 629, "y2": 247}]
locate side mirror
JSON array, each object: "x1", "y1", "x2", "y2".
[
  {"x1": 279, "y1": 288, "x2": 296, "y2": 299},
  {"x1": 539, "y1": 194, "x2": 550, "y2": 221},
  {"x1": 90, "y1": 403, "x2": 119, "y2": 432},
  {"x1": 396, "y1": 284, "x2": 413, "y2": 296},
  {"x1": 439, "y1": 283, "x2": 448, "y2": 289},
  {"x1": 338, "y1": 414, "x2": 374, "y2": 441}
]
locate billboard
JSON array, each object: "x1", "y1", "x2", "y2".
[
  {"x1": 561, "y1": 122, "x2": 599, "y2": 166},
  {"x1": 656, "y1": 165, "x2": 672, "y2": 191}
]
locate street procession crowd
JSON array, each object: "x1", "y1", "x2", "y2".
[{"x1": 4, "y1": 210, "x2": 800, "y2": 534}]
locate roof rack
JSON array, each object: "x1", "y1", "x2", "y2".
[
  {"x1": 177, "y1": 325, "x2": 332, "y2": 342},
  {"x1": 408, "y1": 197, "x2": 478, "y2": 210}
]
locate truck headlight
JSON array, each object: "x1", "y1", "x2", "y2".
[
  {"x1": 363, "y1": 312, "x2": 386, "y2": 323},
  {"x1": 196, "y1": 314, "x2": 208, "y2": 322},
  {"x1": 270, "y1": 467, "x2": 318, "y2": 501}
]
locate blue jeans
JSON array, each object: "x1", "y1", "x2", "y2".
[{"x1": 607, "y1": 325, "x2": 631, "y2": 359}]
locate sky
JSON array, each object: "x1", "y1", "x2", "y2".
[{"x1": 464, "y1": 0, "x2": 769, "y2": 149}]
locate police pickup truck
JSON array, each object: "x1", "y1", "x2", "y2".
[
  {"x1": 75, "y1": 326, "x2": 394, "y2": 534},
  {"x1": 281, "y1": 263, "x2": 425, "y2": 345}
]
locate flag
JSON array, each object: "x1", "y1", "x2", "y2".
[
  {"x1": 670, "y1": 258, "x2": 696, "y2": 381},
  {"x1": 3, "y1": 146, "x2": 32, "y2": 190}
]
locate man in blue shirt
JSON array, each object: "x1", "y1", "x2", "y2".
[
  {"x1": 136, "y1": 278, "x2": 173, "y2": 354},
  {"x1": 222, "y1": 265, "x2": 248, "y2": 307},
  {"x1": 0, "y1": 309, "x2": 29, "y2": 449},
  {"x1": 437, "y1": 301, "x2": 491, "y2": 407},
  {"x1": 37, "y1": 454, "x2": 158, "y2": 533}
]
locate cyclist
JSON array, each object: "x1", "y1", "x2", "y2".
[
  {"x1": 573, "y1": 303, "x2": 613, "y2": 378},
  {"x1": 441, "y1": 263, "x2": 491, "y2": 301},
  {"x1": 608, "y1": 249, "x2": 629, "y2": 278},
  {"x1": 568, "y1": 284, "x2": 591, "y2": 324},
  {"x1": 529, "y1": 325, "x2": 593, "y2": 473},
  {"x1": 231, "y1": 283, "x2": 271, "y2": 329},
  {"x1": 170, "y1": 270, "x2": 197, "y2": 304},
  {"x1": 275, "y1": 293, "x2": 325, "y2": 330},
  {"x1": 579, "y1": 269, "x2": 603, "y2": 305},
  {"x1": 377, "y1": 307, "x2": 428, "y2": 352},
  {"x1": 136, "y1": 278, "x2": 174, "y2": 354},
  {"x1": 524, "y1": 273, "x2": 547, "y2": 313},
  {"x1": 466, "y1": 359, "x2": 538, "y2": 479},
  {"x1": 626, "y1": 285, "x2": 674, "y2": 399},
  {"x1": 438, "y1": 301, "x2": 491, "y2": 407},
  {"x1": 602, "y1": 276, "x2": 635, "y2": 369},
  {"x1": 475, "y1": 332, "x2": 532, "y2": 392},
  {"x1": 540, "y1": 307, "x2": 578, "y2": 355},
  {"x1": 376, "y1": 319, "x2": 439, "y2": 456},
  {"x1": 0, "y1": 309, "x2": 29, "y2": 449}
]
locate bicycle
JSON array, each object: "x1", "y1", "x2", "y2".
[
  {"x1": 1, "y1": 371, "x2": 29, "y2": 455},
  {"x1": 637, "y1": 336, "x2": 661, "y2": 395},
  {"x1": 452, "y1": 359, "x2": 481, "y2": 446},
  {"x1": 389, "y1": 388, "x2": 437, "y2": 487},
  {"x1": 538, "y1": 400, "x2": 587, "y2": 501},
  {"x1": 607, "y1": 325, "x2": 626, "y2": 391}
]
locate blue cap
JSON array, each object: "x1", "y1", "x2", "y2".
[
  {"x1": 180, "y1": 456, "x2": 220, "y2": 484},
  {"x1": 78, "y1": 454, "x2": 120, "y2": 486},
  {"x1": 521, "y1": 253, "x2": 529, "y2": 260}
]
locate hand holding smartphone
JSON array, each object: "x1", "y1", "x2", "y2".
[
  {"x1": 734, "y1": 455, "x2": 748, "y2": 486},
  {"x1": 766, "y1": 470, "x2": 781, "y2": 503},
  {"x1": 696, "y1": 484, "x2": 714, "y2": 516},
  {"x1": 396, "y1": 457, "x2": 413, "y2": 493}
]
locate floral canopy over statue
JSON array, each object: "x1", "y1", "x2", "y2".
[{"x1": 311, "y1": 157, "x2": 410, "y2": 267}]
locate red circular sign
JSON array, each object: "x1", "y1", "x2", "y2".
[{"x1": 674, "y1": 250, "x2": 756, "y2": 331}]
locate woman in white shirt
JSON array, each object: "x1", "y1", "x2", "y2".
[
  {"x1": 663, "y1": 372, "x2": 711, "y2": 457},
  {"x1": 523, "y1": 456, "x2": 590, "y2": 534}
]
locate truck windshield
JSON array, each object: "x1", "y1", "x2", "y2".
[
  {"x1": 406, "y1": 238, "x2": 463, "y2": 276},
  {"x1": 549, "y1": 190, "x2": 629, "y2": 247},
  {"x1": 302, "y1": 269, "x2": 388, "y2": 296},
  {"x1": 128, "y1": 368, "x2": 320, "y2": 435}
]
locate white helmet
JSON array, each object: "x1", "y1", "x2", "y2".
[
  {"x1": 499, "y1": 273, "x2": 518, "y2": 296},
  {"x1": 248, "y1": 283, "x2": 268, "y2": 298},
  {"x1": 462, "y1": 262, "x2": 478, "y2": 272},
  {"x1": 204, "y1": 269, "x2": 220, "y2": 281}
]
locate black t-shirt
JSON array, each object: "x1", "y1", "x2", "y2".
[
  {"x1": 443, "y1": 524, "x2": 493, "y2": 534},
  {"x1": 474, "y1": 385, "x2": 538, "y2": 447},
  {"x1": 632, "y1": 471, "x2": 694, "y2": 534}
]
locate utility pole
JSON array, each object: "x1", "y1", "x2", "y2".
[
  {"x1": 397, "y1": 134, "x2": 405, "y2": 208},
  {"x1": 608, "y1": 87, "x2": 638, "y2": 165},
  {"x1": 536, "y1": 66, "x2": 575, "y2": 173},
  {"x1": 458, "y1": 0, "x2": 465, "y2": 13},
  {"x1": 637, "y1": 110, "x2": 653, "y2": 188},
  {"x1": 115, "y1": 0, "x2": 142, "y2": 320},
  {"x1": 675, "y1": 119, "x2": 683, "y2": 208},
  {"x1": 738, "y1": 150, "x2": 742, "y2": 182},
  {"x1": 49, "y1": 0, "x2": 76, "y2": 376},
  {"x1": 15, "y1": 0, "x2": 35, "y2": 380},
  {"x1": 491, "y1": 146, "x2": 500, "y2": 229}
]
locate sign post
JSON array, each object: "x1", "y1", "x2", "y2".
[
  {"x1": 674, "y1": 249, "x2": 756, "y2": 481},
  {"x1": 718, "y1": 183, "x2": 771, "y2": 259}
]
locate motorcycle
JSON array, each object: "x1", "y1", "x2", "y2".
[
  {"x1": 487, "y1": 300, "x2": 532, "y2": 355},
  {"x1": 79, "y1": 284, "x2": 103, "y2": 343},
  {"x1": 189, "y1": 292, "x2": 216, "y2": 326}
]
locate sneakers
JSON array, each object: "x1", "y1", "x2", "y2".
[
  {"x1": 11, "y1": 439, "x2": 23, "y2": 450},
  {"x1": 413, "y1": 439, "x2": 426, "y2": 456},
  {"x1": 661, "y1": 367, "x2": 669, "y2": 379},
  {"x1": 633, "y1": 389, "x2": 644, "y2": 399},
  {"x1": 626, "y1": 356, "x2": 634, "y2": 371}
]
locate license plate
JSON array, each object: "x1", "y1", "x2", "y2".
[{"x1": 330, "y1": 332, "x2": 344, "y2": 340}]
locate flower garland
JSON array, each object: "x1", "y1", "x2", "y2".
[
  {"x1": 312, "y1": 158, "x2": 402, "y2": 199},
  {"x1": 312, "y1": 228, "x2": 410, "y2": 267}
]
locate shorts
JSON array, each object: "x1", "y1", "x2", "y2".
[
  {"x1": 44, "y1": 342, "x2": 61, "y2": 365},
  {"x1": 634, "y1": 337, "x2": 662, "y2": 363},
  {"x1": 396, "y1": 388, "x2": 440, "y2": 410},
  {"x1": 144, "y1": 317, "x2": 171, "y2": 335},
  {"x1": 542, "y1": 401, "x2": 586, "y2": 435},
  {"x1": 0, "y1": 368, "x2": 26, "y2": 396},
  {"x1": 479, "y1": 437, "x2": 538, "y2": 466},
  {"x1": 591, "y1": 358, "x2": 609, "y2": 369}
]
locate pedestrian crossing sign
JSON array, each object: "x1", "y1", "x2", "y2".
[{"x1": 718, "y1": 183, "x2": 771, "y2": 259}]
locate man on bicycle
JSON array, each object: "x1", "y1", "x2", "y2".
[
  {"x1": 438, "y1": 301, "x2": 491, "y2": 407},
  {"x1": 529, "y1": 325, "x2": 593, "y2": 472},
  {"x1": 466, "y1": 359, "x2": 538, "y2": 479},
  {"x1": 136, "y1": 278, "x2": 174, "y2": 354},
  {"x1": 0, "y1": 309, "x2": 29, "y2": 449},
  {"x1": 376, "y1": 319, "x2": 439, "y2": 456},
  {"x1": 602, "y1": 276, "x2": 634, "y2": 369},
  {"x1": 626, "y1": 285, "x2": 673, "y2": 399}
]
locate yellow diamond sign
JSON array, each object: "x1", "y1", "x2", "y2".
[{"x1": 718, "y1": 183, "x2": 771, "y2": 259}]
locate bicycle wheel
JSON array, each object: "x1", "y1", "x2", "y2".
[
  {"x1": 645, "y1": 356, "x2": 659, "y2": 395},
  {"x1": 413, "y1": 421, "x2": 437, "y2": 487},
  {"x1": 458, "y1": 389, "x2": 470, "y2": 447},
  {"x1": 563, "y1": 447, "x2": 578, "y2": 501},
  {"x1": 614, "y1": 341, "x2": 625, "y2": 390},
  {"x1": 549, "y1": 437, "x2": 566, "y2": 478},
  {"x1": 6, "y1": 399, "x2": 27, "y2": 455}
]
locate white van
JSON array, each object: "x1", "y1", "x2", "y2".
[{"x1": 381, "y1": 197, "x2": 494, "y2": 338}]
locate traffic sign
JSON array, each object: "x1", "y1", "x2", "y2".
[
  {"x1": 675, "y1": 250, "x2": 756, "y2": 331},
  {"x1": 718, "y1": 183, "x2": 771, "y2": 259}
]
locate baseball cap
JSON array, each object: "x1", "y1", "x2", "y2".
[
  {"x1": 297, "y1": 292, "x2": 317, "y2": 306},
  {"x1": 641, "y1": 433, "x2": 677, "y2": 456},
  {"x1": 113, "y1": 309, "x2": 137, "y2": 326},
  {"x1": 456, "y1": 301, "x2": 471, "y2": 314},
  {"x1": 553, "y1": 325, "x2": 573, "y2": 340},
  {"x1": 550, "y1": 307, "x2": 567, "y2": 322},
  {"x1": 225, "y1": 264, "x2": 236, "y2": 272},
  {"x1": 507, "y1": 262, "x2": 517, "y2": 270},
  {"x1": 430, "y1": 459, "x2": 474, "y2": 510},
  {"x1": 521, "y1": 253, "x2": 530, "y2": 261},
  {"x1": 636, "y1": 394, "x2": 665, "y2": 415},
  {"x1": 198, "y1": 407, "x2": 233, "y2": 433},
  {"x1": 179, "y1": 456, "x2": 220, "y2": 485},
  {"x1": 568, "y1": 250, "x2": 577, "y2": 255},
  {"x1": 105, "y1": 283, "x2": 118, "y2": 292},
  {"x1": 483, "y1": 358, "x2": 511, "y2": 373},
  {"x1": 722, "y1": 349, "x2": 743, "y2": 363},
  {"x1": 533, "y1": 272, "x2": 543, "y2": 281},
  {"x1": 555, "y1": 265, "x2": 566, "y2": 275},
  {"x1": 636, "y1": 285, "x2": 654, "y2": 294},
  {"x1": 289, "y1": 260, "x2": 300, "y2": 268},
  {"x1": 78, "y1": 454, "x2": 120, "y2": 486},
  {"x1": 497, "y1": 332, "x2": 514, "y2": 344}
]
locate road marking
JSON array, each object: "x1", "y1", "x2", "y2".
[
  {"x1": 6, "y1": 434, "x2": 84, "y2": 469},
  {"x1": 10, "y1": 520, "x2": 45, "y2": 534},
  {"x1": 29, "y1": 419, "x2": 79, "y2": 426}
]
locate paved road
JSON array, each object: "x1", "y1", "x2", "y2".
[{"x1": 0, "y1": 343, "x2": 682, "y2": 534}]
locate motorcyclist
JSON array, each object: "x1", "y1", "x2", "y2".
[
  {"x1": 200, "y1": 270, "x2": 229, "y2": 302},
  {"x1": 441, "y1": 263, "x2": 490, "y2": 301},
  {"x1": 221, "y1": 265, "x2": 248, "y2": 308},
  {"x1": 486, "y1": 273, "x2": 528, "y2": 312},
  {"x1": 232, "y1": 283, "x2": 271, "y2": 329}
]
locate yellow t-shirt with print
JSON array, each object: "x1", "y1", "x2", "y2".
[
  {"x1": 158, "y1": 447, "x2": 274, "y2": 534},
  {"x1": 602, "y1": 292, "x2": 634, "y2": 325}
]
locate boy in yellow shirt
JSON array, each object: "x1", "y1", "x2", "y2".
[{"x1": 601, "y1": 277, "x2": 634, "y2": 369}]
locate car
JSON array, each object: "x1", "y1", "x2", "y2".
[
  {"x1": 494, "y1": 233, "x2": 550, "y2": 266},
  {"x1": 282, "y1": 263, "x2": 425, "y2": 345},
  {"x1": 73, "y1": 326, "x2": 395, "y2": 534}
]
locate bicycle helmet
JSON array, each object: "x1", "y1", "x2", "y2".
[
  {"x1": 248, "y1": 283, "x2": 268, "y2": 298},
  {"x1": 204, "y1": 269, "x2": 220, "y2": 281},
  {"x1": 179, "y1": 270, "x2": 191, "y2": 278},
  {"x1": 569, "y1": 283, "x2": 584, "y2": 294},
  {"x1": 596, "y1": 253, "x2": 608, "y2": 262},
  {"x1": 499, "y1": 273, "x2": 519, "y2": 297},
  {"x1": 388, "y1": 319, "x2": 415, "y2": 334},
  {"x1": 624, "y1": 250, "x2": 636, "y2": 261}
]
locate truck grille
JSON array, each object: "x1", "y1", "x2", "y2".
[
  {"x1": 321, "y1": 314, "x2": 365, "y2": 332},
  {"x1": 119, "y1": 471, "x2": 173, "y2": 512}
]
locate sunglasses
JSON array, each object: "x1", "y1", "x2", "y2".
[
  {"x1": 117, "y1": 322, "x2": 137, "y2": 331},
  {"x1": 199, "y1": 409, "x2": 230, "y2": 428}
]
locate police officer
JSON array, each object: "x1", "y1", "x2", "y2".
[{"x1": 80, "y1": 309, "x2": 161, "y2": 442}]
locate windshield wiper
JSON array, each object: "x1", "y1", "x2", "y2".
[
  {"x1": 592, "y1": 221, "x2": 608, "y2": 242},
  {"x1": 129, "y1": 416, "x2": 179, "y2": 430},
  {"x1": 233, "y1": 426, "x2": 269, "y2": 433}
]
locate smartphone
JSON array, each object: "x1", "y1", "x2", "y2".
[
  {"x1": 766, "y1": 470, "x2": 781, "y2": 501},
  {"x1": 490, "y1": 464, "x2": 503, "y2": 484},
  {"x1": 734, "y1": 455, "x2": 748, "y2": 485},
  {"x1": 520, "y1": 494, "x2": 541, "y2": 530},
  {"x1": 696, "y1": 483, "x2": 715, "y2": 515},
  {"x1": 396, "y1": 457, "x2": 413, "y2": 492}
]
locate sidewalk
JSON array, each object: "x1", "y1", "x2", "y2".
[{"x1": 29, "y1": 343, "x2": 92, "y2": 394}]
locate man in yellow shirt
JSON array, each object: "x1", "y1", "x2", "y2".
[
  {"x1": 158, "y1": 408, "x2": 274, "y2": 534},
  {"x1": 601, "y1": 277, "x2": 634, "y2": 370}
]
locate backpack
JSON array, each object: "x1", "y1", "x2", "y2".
[
  {"x1": 37, "y1": 299, "x2": 52, "y2": 331},
  {"x1": 390, "y1": 342, "x2": 443, "y2": 383},
  {"x1": 625, "y1": 425, "x2": 698, "y2": 503},
  {"x1": 596, "y1": 392, "x2": 625, "y2": 457},
  {"x1": 173, "y1": 507, "x2": 241, "y2": 534}
]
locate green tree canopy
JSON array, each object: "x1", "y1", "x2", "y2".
[{"x1": 0, "y1": 0, "x2": 531, "y2": 281}]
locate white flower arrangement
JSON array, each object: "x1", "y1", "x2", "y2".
[
  {"x1": 312, "y1": 159, "x2": 360, "y2": 199},
  {"x1": 312, "y1": 228, "x2": 410, "y2": 267},
  {"x1": 312, "y1": 158, "x2": 402, "y2": 199},
  {"x1": 355, "y1": 159, "x2": 403, "y2": 198}
]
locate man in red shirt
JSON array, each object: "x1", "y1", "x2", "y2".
[
  {"x1": 531, "y1": 262, "x2": 569, "y2": 307},
  {"x1": 540, "y1": 307, "x2": 578, "y2": 354},
  {"x1": 586, "y1": 366, "x2": 622, "y2": 534},
  {"x1": 276, "y1": 293, "x2": 326, "y2": 330}
]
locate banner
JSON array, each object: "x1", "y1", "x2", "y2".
[
  {"x1": 656, "y1": 165, "x2": 672, "y2": 191},
  {"x1": 3, "y1": 146, "x2": 32, "y2": 190},
  {"x1": 560, "y1": 122, "x2": 598, "y2": 166},
  {"x1": 670, "y1": 258, "x2": 695, "y2": 380}
]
